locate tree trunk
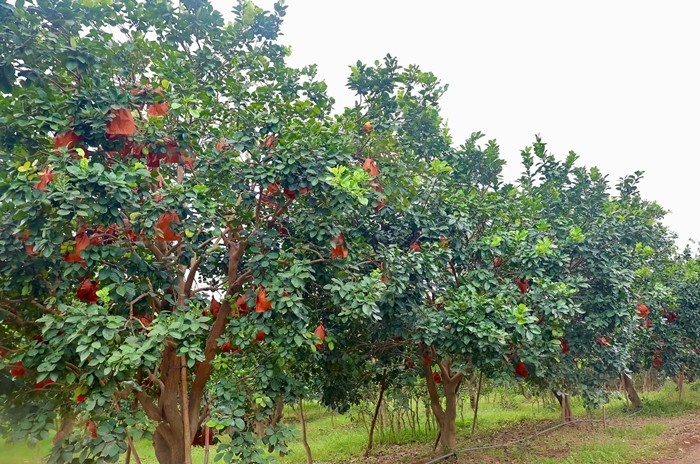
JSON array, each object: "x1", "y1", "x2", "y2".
[
  {"x1": 676, "y1": 369, "x2": 685, "y2": 401},
  {"x1": 255, "y1": 396, "x2": 285, "y2": 437},
  {"x1": 297, "y1": 400, "x2": 313, "y2": 464},
  {"x1": 440, "y1": 377, "x2": 459, "y2": 450},
  {"x1": 365, "y1": 370, "x2": 387, "y2": 457},
  {"x1": 471, "y1": 371, "x2": 483, "y2": 434},
  {"x1": 52, "y1": 413, "x2": 75, "y2": 445},
  {"x1": 622, "y1": 373, "x2": 642, "y2": 410},
  {"x1": 552, "y1": 390, "x2": 572, "y2": 422},
  {"x1": 562, "y1": 394, "x2": 572, "y2": 422},
  {"x1": 423, "y1": 357, "x2": 462, "y2": 452},
  {"x1": 153, "y1": 426, "x2": 186, "y2": 464},
  {"x1": 204, "y1": 425, "x2": 211, "y2": 464},
  {"x1": 180, "y1": 355, "x2": 193, "y2": 464}
]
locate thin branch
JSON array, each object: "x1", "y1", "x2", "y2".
[{"x1": 192, "y1": 286, "x2": 222, "y2": 295}]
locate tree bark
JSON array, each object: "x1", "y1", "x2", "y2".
[
  {"x1": 254, "y1": 396, "x2": 286, "y2": 437},
  {"x1": 153, "y1": 425, "x2": 186, "y2": 464},
  {"x1": 562, "y1": 393, "x2": 572, "y2": 422},
  {"x1": 423, "y1": 358, "x2": 462, "y2": 452},
  {"x1": 204, "y1": 425, "x2": 210, "y2": 464},
  {"x1": 552, "y1": 390, "x2": 573, "y2": 422},
  {"x1": 471, "y1": 371, "x2": 483, "y2": 434},
  {"x1": 365, "y1": 369, "x2": 387, "y2": 457},
  {"x1": 52, "y1": 413, "x2": 75, "y2": 445},
  {"x1": 180, "y1": 355, "x2": 193, "y2": 464},
  {"x1": 297, "y1": 400, "x2": 313, "y2": 464},
  {"x1": 676, "y1": 368, "x2": 685, "y2": 401},
  {"x1": 622, "y1": 372, "x2": 642, "y2": 410}
]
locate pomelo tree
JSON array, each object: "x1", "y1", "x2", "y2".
[
  {"x1": 314, "y1": 57, "x2": 585, "y2": 451},
  {"x1": 629, "y1": 249, "x2": 700, "y2": 393},
  {"x1": 0, "y1": 1, "x2": 382, "y2": 462},
  {"x1": 512, "y1": 143, "x2": 675, "y2": 414}
]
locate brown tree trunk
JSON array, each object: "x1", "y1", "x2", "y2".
[
  {"x1": 423, "y1": 357, "x2": 462, "y2": 452},
  {"x1": 204, "y1": 425, "x2": 211, "y2": 464},
  {"x1": 180, "y1": 355, "x2": 193, "y2": 464},
  {"x1": 622, "y1": 373, "x2": 642, "y2": 410},
  {"x1": 562, "y1": 394, "x2": 572, "y2": 422},
  {"x1": 441, "y1": 378, "x2": 459, "y2": 450},
  {"x1": 676, "y1": 369, "x2": 685, "y2": 401},
  {"x1": 471, "y1": 371, "x2": 483, "y2": 434},
  {"x1": 254, "y1": 396, "x2": 286, "y2": 437},
  {"x1": 52, "y1": 413, "x2": 75, "y2": 445},
  {"x1": 365, "y1": 370, "x2": 387, "y2": 457},
  {"x1": 552, "y1": 391, "x2": 572, "y2": 422},
  {"x1": 153, "y1": 425, "x2": 186, "y2": 464},
  {"x1": 297, "y1": 400, "x2": 313, "y2": 464}
]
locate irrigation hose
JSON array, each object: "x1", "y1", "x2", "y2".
[{"x1": 415, "y1": 407, "x2": 644, "y2": 464}]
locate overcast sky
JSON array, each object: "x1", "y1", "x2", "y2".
[{"x1": 212, "y1": 0, "x2": 699, "y2": 248}]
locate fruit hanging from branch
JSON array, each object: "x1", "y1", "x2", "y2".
[
  {"x1": 155, "y1": 211, "x2": 181, "y2": 241},
  {"x1": 105, "y1": 108, "x2": 136, "y2": 138},
  {"x1": 262, "y1": 134, "x2": 277, "y2": 149},
  {"x1": 362, "y1": 157, "x2": 380, "y2": 177},
  {"x1": 34, "y1": 378, "x2": 55, "y2": 390},
  {"x1": 208, "y1": 298, "x2": 221, "y2": 318},
  {"x1": 76, "y1": 279, "x2": 99, "y2": 304},
  {"x1": 34, "y1": 167, "x2": 55, "y2": 191},
  {"x1": 86, "y1": 420, "x2": 98, "y2": 439},
  {"x1": 64, "y1": 233, "x2": 90, "y2": 263},
  {"x1": 53, "y1": 130, "x2": 82, "y2": 152},
  {"x1": 637, "y1": 304, "x2": 650, "y2": 318},
  {"x1": 255, "y1": 287, "x2": 272, "y2": 313},
  {"x1": 330, "y1": 232, "x2": 349, "y2": 259},
  {"x1": 515, "y1": 361, "x2": 529, "y2": 378},
  {"x1": 10, "y1": 362, "x2": 26, "y2": 378},
  {"x1": 515, "y1": 277, "x2": 531, "y2": 294},
  {"x1": 314, "y1": 322, "x2": 326, "y2": 350},
  {"x1": 236, "y1": 294, "x2": 250, "y2": 315},
  {"x1": 560, "y1": 338, "x2": 570, "y2": 354}
]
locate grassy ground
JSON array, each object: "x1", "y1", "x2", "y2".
[{"x1": 2, "y1": 381, "x2": 699, "y2": 464}]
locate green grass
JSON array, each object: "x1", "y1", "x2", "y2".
[
  {"x1": 2, "y1": 380, "x2": 699, "y2": 464},
  {"x1": 0, "y1": 440, "x2": 52, "y2": 464}
]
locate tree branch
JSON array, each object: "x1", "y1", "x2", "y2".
[{"x1": 136, "y1": 390, "x2": 163, "y2": 423}]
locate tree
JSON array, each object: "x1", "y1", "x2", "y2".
[
  {"x1": 511, "y1": 141, "x2": 675, "y2": 415},
  {"x1": 0, "y1": 1, "x2": 377, "y2": 462},
  {"x1": 629, "y1": 248, "x2": 700, "y2": 396},
  {"x1": 317, "y1": 57, "x2": 584, "y2": 451}
]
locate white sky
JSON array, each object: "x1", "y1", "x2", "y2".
[{"x1": 212, "y1": 0, "x2": 699, "y2": 247}]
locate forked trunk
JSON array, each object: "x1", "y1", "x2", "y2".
[
  {"x1": 622, "y1": 372, "x2": 642, "y2": 410},
  {"x1": 423, "y1": 357, "x2": 462, "y2": 452}
]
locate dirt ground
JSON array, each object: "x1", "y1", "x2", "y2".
[
  {"x1": 349, "y1": 415, "x2": 700, "y2": 464},
  {"x1": 644, "y1": 417, "x2": 700, "y2": 464}
]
